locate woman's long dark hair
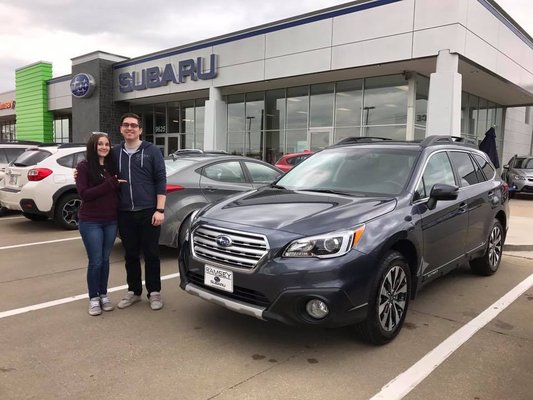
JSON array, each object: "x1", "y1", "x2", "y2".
[{"x1": 85, "y1": 133, "x2": 117, "y2": 185}]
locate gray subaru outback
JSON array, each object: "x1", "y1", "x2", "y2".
[{"x1": 179, "y1": 136, "x2": 509, "y2": 345}]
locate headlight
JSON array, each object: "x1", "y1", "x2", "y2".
[
  {"x1": 283, "y1": 225, "x2": 365, "y2": 259},
  {"x1": 512, "y1": 174, "x2": 526, "y2": 181}
]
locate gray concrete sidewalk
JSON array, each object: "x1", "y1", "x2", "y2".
[{"x1": 504, "y1": 196, "x2": 533, "y2": 259}]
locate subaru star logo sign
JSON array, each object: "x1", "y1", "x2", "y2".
[
  {"x1": 216, "y1": 235, "x2": 232, "y2": 247},
  {"x1": 70, "y1": 73, "x2": 96, "y2": 98}
]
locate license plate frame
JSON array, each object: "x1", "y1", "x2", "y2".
[{"x1": 204, "y1": 265, "x2": 233, "y2": 293}]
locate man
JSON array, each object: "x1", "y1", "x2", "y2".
[{"x1": 114, "y1": 113, "x2": 167, "y2": 310}]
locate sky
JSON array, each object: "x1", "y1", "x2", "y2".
[{"x1": 0, "y1": 0, "x2": 531, "y2": 93}]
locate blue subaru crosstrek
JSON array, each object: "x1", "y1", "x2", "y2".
[{"x1": 178, "y1": 136, "x2": 509, "y2": 345}]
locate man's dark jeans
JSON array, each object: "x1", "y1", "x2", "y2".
[{"x1": 118, "y1": 209, "x2": 161, "y2": 296}]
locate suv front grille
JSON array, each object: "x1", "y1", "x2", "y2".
[{"x1": 192, "y1": 225, "x2": 269, "y2": 269}]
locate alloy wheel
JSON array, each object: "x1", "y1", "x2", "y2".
[
  {"x1": 62, "y1": 198, "x2": 81, "y2": 226},
  {"x1": 488, "y1": 225, "x2": 502, "y2": 269},
  {"x1": 378, "y1": 265, "x2": 408, "y2": 332}
]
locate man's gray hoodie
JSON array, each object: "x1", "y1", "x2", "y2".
[{"x1": 112, "y1": 141, "x2": 166, "y2": 211}]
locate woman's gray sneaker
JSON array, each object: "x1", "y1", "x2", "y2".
[
  {"x1": 89, "y1": 297, "x2": 102, "y2": 316},
  {"x1": 100, "y1": 295, "x2": 114, "y2": 312}
]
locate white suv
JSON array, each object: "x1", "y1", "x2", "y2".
[{"x1": 0, "y1": 144, "x2": 86, "y2": 229}]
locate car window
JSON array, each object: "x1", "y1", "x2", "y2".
[
  {"x1": 513, "y1": 157, "x2": 526, "y2": 168},
  {"x1": 473, "y1": 154, "x2": 494, "y2": 181},
  {"x1": 244, "y1": 161, "x2": 281, "y2": 184},
  {"x1": 0, "y1": 148, "x2": 24, "y2": 164},
  {"x1": 164, "y1": 159, "x2": 198, "y2": 176},
  {"x1": 57, "y1": 151, "x2": 85, "y2": 168},
  {"x1": 524, "y1": 158, "x2": 533, "y2": 169},
  {"x1": 203, "y1": 161, "x2": 246, "y2": 183},
  {"x1": 12, "y1": 149, "x2": 52, "y2": 167},
  {"x1": 449, "y1": 151, "x2": 481, "y2": 186},
  {"x1": 415, "y1": 152, "x2": 456, "y2": 200}
]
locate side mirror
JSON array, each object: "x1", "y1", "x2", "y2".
[
  {"x1": 427, "y1": 184, "x2": 458, "y2": 210},
  {"x1": 503, "y1": 164, "x2": 509, "y2": 169}
]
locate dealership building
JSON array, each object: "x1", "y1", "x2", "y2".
[{"x1": 0, "y1": 0, "x2": 532, "y2": 165}]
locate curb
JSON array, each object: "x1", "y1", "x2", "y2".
[{"x1": 503, "y1": 244, "x2": 533, "y2": 252}]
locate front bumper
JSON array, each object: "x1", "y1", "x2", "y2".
[{"x1": 179, "y1": 239, "x2": 377, "y2": 328}]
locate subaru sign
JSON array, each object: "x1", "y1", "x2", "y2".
[
  {"x1": 118, "y1": 54, "x2": 217, "y2": 93},
  {"x1": 70, "y1": 73, "x2": 96, "y2": 98}
]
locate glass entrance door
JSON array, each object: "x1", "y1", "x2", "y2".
[
  {"x1": 308, "y1": 128, "x2": 333, "y2": 152},
  {"x1": 154, "y1": 134, "x2": 184, "y2": 156}
]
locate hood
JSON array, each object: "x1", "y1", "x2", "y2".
[{"x1": 201, "y1": 187, "x2": 397, "y2": 235}]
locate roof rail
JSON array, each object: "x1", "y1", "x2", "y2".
[
  {"x1": 0, "y1": 140, "x2": 42, "y2": 145},
  {"x1": 170, "y1": 149, "x2": 228, "y2": 159},
  {"x1": 420, "y1": 135, "x2": 477, "y2": 148},
  {"x1": 333, "y1": 136, "x2": 392, "y2": 146},
  {"x1": 57, "y1": 143, "x2": 86, "y2": 148}
]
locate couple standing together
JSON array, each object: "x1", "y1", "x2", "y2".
[{"x1": 76, "y1": 113, "x2": 167, "y2": 316}]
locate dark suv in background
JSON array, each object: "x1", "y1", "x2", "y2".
[{"x1": 179, "y1": 136, "x2": 509, "y2": 345}]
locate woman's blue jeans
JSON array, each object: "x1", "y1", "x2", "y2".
[{"x1": 79, "y1": 220, "x2": 118, "y2": 299}]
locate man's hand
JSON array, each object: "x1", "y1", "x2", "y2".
[{"x1": 152, "y1": 210, "x2": 164, "y2": 226}]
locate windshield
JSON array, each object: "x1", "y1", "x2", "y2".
[
  {"x1": 277, "y1": 147, "x2": 419, "y2": 195},
  {"x1": 515, "y1": 158, "x2": 533, "y2": 169},
  {"x1": 12, "y1": 149, "x2": 52, "y2": 167}
]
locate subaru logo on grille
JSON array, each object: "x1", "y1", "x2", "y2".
[{"x1": 216, "y1": 235, "x2": 232, "y2": 247}]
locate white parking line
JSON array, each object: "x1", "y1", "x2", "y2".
[
  {"x1": 370, "y1": 273, "x2": 533, "y2": 400},
  {"x1": 0, "y1": 273, "x2": 180, "y2": 319},
  {"x1": 0, "y1": 237, "x2": 82, "y2": 250}
]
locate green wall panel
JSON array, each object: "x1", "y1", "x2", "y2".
[{"x1": 15, "y1": 62, "x2": 54, "y2": 142}]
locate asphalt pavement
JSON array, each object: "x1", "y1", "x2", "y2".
[{"x1": 504, "y1": 196, "x2": 533, "y2": 259}]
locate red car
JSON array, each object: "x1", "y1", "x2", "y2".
[{"x1": 274, "y1": 150, "x2": 314, "y2": 172}]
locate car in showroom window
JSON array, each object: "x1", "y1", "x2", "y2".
[{"x1": 178, "y1": 136, "x2": 509, "y2": 345}]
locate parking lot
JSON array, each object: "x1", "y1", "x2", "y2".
[{"x1": 1, "y1": 202, "x2": 532, "y2": 400}]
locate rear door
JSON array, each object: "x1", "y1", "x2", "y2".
[
  {"x1": 199, "y1": 160, "x2": 254, "y2": 202},
  {"x1": 448, "y1": 151, "x2": 496, "y2": 253}
]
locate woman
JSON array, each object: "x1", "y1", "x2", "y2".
[{"x1": 76, "y1": 132, "x2": 122, "y2": 316}]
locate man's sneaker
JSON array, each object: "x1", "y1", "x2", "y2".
[
  {"x1": 100, "y1": 295, "x2": 114, "y2": 312},
  {"x1": 88, "y1": 297, "x2": 102, "y2": 316},
  {"x1": 117, "y1": 291, "x2": 141, "y2": 309},
  {"x1": 149, "y1": 292, "x2": 163, "y2": 310}
]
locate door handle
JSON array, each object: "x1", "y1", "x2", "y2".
[
  {"x1": 487, "y1": 191, "x2": 494, "y2": 199},
  {"x1": 204, "y1": 186, "x2": 217, "y2": 192},
  {"x1": 458, "y1": 202, "x2": 468, "y2": 213}
]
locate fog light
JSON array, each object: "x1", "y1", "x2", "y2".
[{"x1": 305, "y1": 299, "x2": 329, "y2": 319}]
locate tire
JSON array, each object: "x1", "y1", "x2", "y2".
[
  {"x1": 54, "y1": 193, "x2": 81, "y2": 230},
  {"x1": 0, "y1": 206, "x2": 8, "y2": 217},
  {"x1": 22, "y1": 212, "x2": 48, "y2": 221},
  {"x1": 470, "y1": 219, "x2": 503, "y2": 276},
  {"x1": 356, "y1": 251, "x2": 411, "y2": 345},
  {"x1": 178, "y1": 214, "x2": 192, "y2": 251}
]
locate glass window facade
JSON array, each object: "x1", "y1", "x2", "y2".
[
  {"x1": 0, "y1": 119, "x2": 16, "y2": 141},
  {"x1": 226, "y1": 74, "x2": 410, "y2": 162},
  {"x1": 131, "y1": 98, "x2": 207, "y2": 155},
  {"x1": 53, "y1": 116, "x2": 71, "y2": 143}
]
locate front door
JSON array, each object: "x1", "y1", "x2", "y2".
[
  {"x1": 154, "y1": 134, "x2": 184, "y2": 156},
  {"x1": 308, "y1": 128, "x2": 333, "y2": 152}
]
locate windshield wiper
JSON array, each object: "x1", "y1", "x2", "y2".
[
  {"x1": 298, "y1": 188, "x2": 353, "y2": 196},
  {"x1": 270, "y1": 184, "x2": 287, "y2": 189}
]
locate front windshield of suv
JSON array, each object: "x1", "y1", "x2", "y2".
[{"x1": 277, "y1": 147, "x2": 419, "y2": 195}]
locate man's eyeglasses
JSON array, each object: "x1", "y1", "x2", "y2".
[
  {"x1": 92, "y1": 131, "x2": 108, "y2": 136},
  {"x1": 121, "y1": 123, "x2": 140, "y2": 129}
]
